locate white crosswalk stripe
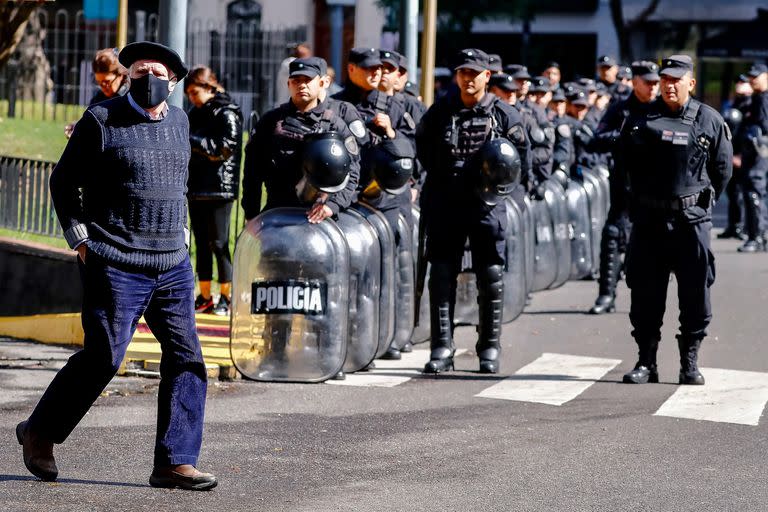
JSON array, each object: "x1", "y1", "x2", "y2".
[
  {"x1": 475, "y1": 353, "x2": 621, "y2": 406},
  {"x1": 654, "y1": 367, "x2": 768, "y2": 426},
  {"x1": 327, "y1": 349, "x2": 466, "y2": 388}
]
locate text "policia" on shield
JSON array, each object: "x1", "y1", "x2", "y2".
[{"x1": 251, "y1": 280, "x2": 327, "y2": 315}]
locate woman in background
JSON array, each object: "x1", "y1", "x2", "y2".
[{"x1": 185, "y1": 66, "x2": 243, "y2": 316}]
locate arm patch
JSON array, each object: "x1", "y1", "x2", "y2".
[
  {"x1": 507, "y1": 124, "x2": 526, "y2": 145},
  {"x1": 557, "y1": 123, "x2": 572, "y2": 138},
  {"x1": 344, "y1": 136, "x2": 359, "y2": 156}
]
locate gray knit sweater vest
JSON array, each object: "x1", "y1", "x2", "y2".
[{"x1": 83, "y1": 96, "x2": 191, "y2": 271}]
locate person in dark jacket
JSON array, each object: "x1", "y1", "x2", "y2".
[{"x1": 185, "y1": 66, "x2": 243, "y2": 316}]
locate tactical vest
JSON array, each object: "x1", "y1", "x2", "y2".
[{"x1": 444, "y1": 95, "x2": 500, "y2": 166}]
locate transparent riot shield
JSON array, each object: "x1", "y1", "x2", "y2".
[
  {"x1": 544, "y1": 179, "x2": 572, "y2": 289},
  {"x1": 411, "y1": 205, "x2": 430, "y2": 345},
  {"x1": 231, "y1": 208, "x2": 350, "y2": 382},
  {"x1": 503, "y1": 197, "x2": 527, "y2": 322},
  {"x1": 351, "y1": 203, "x2": 396, "y2": 358},
  {"x1": 393, "y1": 213, "x2": 416, "y2": 349},
  {"x1": 335, "y1": 209, "x2": 381, "y2": 372},
  {"x1": 454, "y1": 240, "x2": 479, "y2": 325},
  {"x1": 581, "y1": 168, "x2": 606, "y2": 275},
  {"x1": 566, "y1": 178, "x2": 594, "y2": 280},
  {"x1": 593, "y1": 164, "x2": 611, "y2": 214},
  {"x1": 521, "y1": 194, "x2": 536, "y2": 295},
  {"x1": 531, "y1": 196, "x2": 557, "y2": 292}
]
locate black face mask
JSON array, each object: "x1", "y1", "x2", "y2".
[{"x1": 129, "y1": 74, "x2": 172, "y2": 108}]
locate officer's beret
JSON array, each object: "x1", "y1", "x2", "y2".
[
  {"x1": 660, "y1": 55, "x2": 694, "y2": 78},
  {"x1": 488, "y1": 54, "x2": 503, "y2": 73},
  {"x1": 505, "y1": 64, "x2": 531, "y2": 80},
  {"x1": 529, "y1": 76, "x2": 551, "y2": 93},
  {"x1": 489, "y1": 73, "x2": 519, "y2": 92},
  {"x1": 118, "y1": 41, "x2": 188, "y2": 80},
  {"x1": 631, "y1": 60, "x2": 659, "y2": 81},
  {"x1": 289, "y1": 57, "x2": 326, "y2": 79},
  {"x1": 349, "y1": 47, "x2": 381, "y2": 68},
  {"x1": 454, "y1": 48, "x2": 490, "y2": 72},
  {"x1": 380, "y1": 50, "x2": 400, "y2": 69},
  {"x1": 597, "y1": 55, "x2": 617, "y2": 67},
  {"x1": 748, "y1": 62, "x2": 768, "y2": 77}
]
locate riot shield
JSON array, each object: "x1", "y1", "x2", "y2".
[
  {"x1": 411, "y1": 205, "x2": 430, "y2": 344},
  {"x1": 544, "y1": 179, "x2": 572, "y2": 289},
  {"x1": 453, "y1": 240, "x2": 479, "y2": 325},
  {"x1": 565, "y1": 179, "x2": 594, "y2": 280},
  {"x1": 230, "y1": 208, "x2": 350, "y2": 382},
  {"x1": 335, "y1": 209, "x2": 381, "y2": 372},
  {"x1": 503, "y1": 197, "x2": 527, "y2": 322},
  {"x1": 393, "y1": 212, "x2": 416, "y2": 349},
  {"x1": 521, "y1": 194, "x2": 536, "y2": 295},
  {"x1": 581, "y1": 168, "x2": 605, "y2": 275},
  {"x1": 351, "y1": 203, "x2": 396, "y2": 358},
  {"x1": 531, "y1": 195, "x2": 557, "y2": 292}
]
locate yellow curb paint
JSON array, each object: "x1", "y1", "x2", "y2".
[{"x1": 0, "y1": 313, "x2": 84, "y2": 346}]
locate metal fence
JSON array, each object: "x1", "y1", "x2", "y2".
[
  {"x1": 0, "y1": 157, "x2": 59, "y2": 237},
  {"x1": 0, "y1": 7, "x2": 307, "y2": 125}
]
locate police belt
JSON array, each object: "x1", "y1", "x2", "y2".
[{"x1": 634, "y1": 190, "x2": 704, "y2": 212}]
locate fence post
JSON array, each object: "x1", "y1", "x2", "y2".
[{"x1": 6, "y1": 59, "x2": 19, "y2": 119}]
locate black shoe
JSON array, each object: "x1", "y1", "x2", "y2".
[
  {"x1": 622, "y1": 364, "x2": 659, "y2": 384},
  {"x1": 737, "y1": 239, "x2": 767, "y2": 253},
  {"x1": 423, "y1": 357, "x2": 454, "y2": 374},
  {"x1": 16, "y1": 421, "x2": 58, "y2": 482},
  {"x1": 717, "y1": 226, "x2": 745, "y2": 240},
  {"x1": 379, "y1": 348, "x2": 402, "y2": 360},
  {"x1": 149, "y1": 465, "x2": 217, "y2": 491},
  {"x1": 479, "y1": 359, "x2": 499, "y2": 374},
  {"x1": 679, "y1": 370, "x2": 705, "y2": 385},
  {"x1": 332, "y1": 370, "x2": 346, "y2": 380},
  {"x1": 400, "y1": 342, "x2": 413, "y2": 353},
  {"x1": 194, "y1": 294, "x2": 214, "y2": 314},
  {"x1": 589, "y1": 295, "x2": 615, "y2": 314},
  {"x1": 213, "y1": 295, "x2": 230, "y2": 316}
]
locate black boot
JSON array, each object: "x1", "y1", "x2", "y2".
[
  {"x1": 717, "y1": 225, "x2": 744, "y2": 240},
  {"x1": 622, "y1": 339, "x2": 659, "y2": 384},
  {"x1": 423, "y1": 263, "x2": 455, "y2": 374},
  {"x1": 589, "y1": 229, "x2": 621, "y2": 314},
  {"x1": 739, "y1": 192, "x2": 766, "y2": 252},
  {"x1": 678, "y1": 336, "x2": 705, "y2": 385},
  {"x1": 738, "y1": 236, "x2": 767, "y2": 253},
  {"x1": 476, "y1": 265, "x2": 504, "y2": 374}
]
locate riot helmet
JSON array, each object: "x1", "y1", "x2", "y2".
[
  {"x1": 473, "y1": 137, "x2": 521, "y2": 206},
  {"x1": 368, "y1": 137, "x2": 416, "y2": 195}
]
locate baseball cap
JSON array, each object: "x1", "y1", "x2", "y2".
[
  {"x1": 489, "y1": 73, "x2": 519, "y2": 92},
  {"x1": 597, "y1": 55, "x2": 617, "y2": 67},
  {"x1": 349, "y1": 47, "x2": 382, "y2": 68},
  {"x1": 505, "y1": 64, "x2": 531, "y2": 80},
  {"x1": 566, "y1": 87, "x2": 589, "y2": 106},
  {"x1": 289, "y1": 57, "x2": 326, "y2": 79},
  {"x1": 631, "y1": 60, "x2": 660, "y2": 81},
  {"x1": 660, "y1": 55, "x2": 694, "y2": 78},
  {"x1": 454, "y1": 48, "x2": 490, "y2": 72},
  {"x1": 488, "y1": 54, "x2": 503, "y2": 73},
  {"x1": 380, "y1": 50, "x2": 400, "y2": 69},
  {"x1": 529, "y1": 76, "x2": 551, "y2": 93},
  {"x1": 748, "y1": 63, "x2": 768, "y2": 77}
]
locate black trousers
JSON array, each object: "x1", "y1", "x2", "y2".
[
  {"x1": 188, "y1": 200, "x2": 233, "y2": 283},
  {"x1": 626, "y1": 219, "x2": 715, "y2": 343},
  {"x1": 742, "y1": 153, "x2": 768, "y2": 238}
]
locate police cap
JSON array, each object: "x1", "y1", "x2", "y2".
[
  {"x1": 630, "y1": 60, "x2": 659, "y2": 81},
  {"x1": 349, "y1": 47, "x2": 382, "y2": 68},
  {"x1": 289, "y1": 57, "x2": 326, "y2": 79},
  {"x1": 566, "y1": 87, "x2": 589, "y2": 106},
  {"x1": 380, "y1": 50, "x2": 400, "y2": 69},
  {"x1": 748, "y1": 62, "x2": 768, "y2": 78},
  {"x1": 488, "y1": 54, "x2": 503, "y2": 73},
  {"x1": 660, "y1": 54, "x2": 694, "y2": 78},
  {"x1": 397, "y1": 53, "x2": 409, "y2": 72},
  {"x1": 529, "y1": 76, "x2": 551, "y2": 93},
  {"x1": 597, "y1": 55, "x2": 617, "y2": 68},
  {"x1": 544, "y1": 61, "x2": 560, "y2": 70},
  {"x1": 616, "y1": 65, "x2": 632, "y2": 79},
  {"x1": 118, "y1": 41, "x2": 188, "y2": 80},
  {"x1": 489, "y1": 73, "x2": 519, "y2": 92},
  {"x1": 551, "y1": 88, "x2": 566, "y2": 102},
  {"x1": 577, "y1": 78, "x2": 597, "y2": 92},
  {"x1": 403, "y1": 81, "x2": 420, "y2": 97},
  {"x1": 505, "y1": 64, "x2": 531, "y2": 80},
  {"x1": 595, "y1": 83, "x2": 610, "y2": 97},
  {"x1": 454, "y1": 48, "x2": 490, "y2": 72}
]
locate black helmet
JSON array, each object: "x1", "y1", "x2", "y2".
[
  {"x1": 302, "y1": 132, "x2": 351, "y2": 193},
  {"x1": 369, "y1": 137, "x2": 416, "y2": 194},
  {"x1": 473, "y1": 137, "x2": 521, "y2": 206}
]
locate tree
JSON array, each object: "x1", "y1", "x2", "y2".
[
  {"x1": 0, "y1": 0, "x2": 47, "y2": 69},
  {"x1": 609, "y1": 0, "x2": 661, "y2": 62}
]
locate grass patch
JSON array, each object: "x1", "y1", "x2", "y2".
[
  {"x1": 0, "y1": 227, "x2": 69, "y2": 250},
  {"x1": 0, "y1": 117, "x2": 69, "y2": 162}
]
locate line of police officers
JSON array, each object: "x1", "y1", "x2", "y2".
[{"x1": 241, "y1": 47, "x2": 734, "y2": 385}]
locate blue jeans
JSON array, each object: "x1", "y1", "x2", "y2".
[{"x1": 27, "y1": 252, "x2": 208, "y2": 467}]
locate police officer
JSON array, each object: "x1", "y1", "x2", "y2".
[
  {"x1": 615, "y1": 64, "x2": 634, "y2": 102},
  {"x1": 552, "y1": 86, "x2": 595, "y2": 176},
  {"x1": 521, "y1": 76, "x2": 556, "y2": 188},
  {"x1": 488, "y1": 54, "x2": 504, "y2": 74},
  {"x1": 542, "y1": 61, "x2": 562, "y2": 91},
  {"x1": 548, "y1": 87, "x2": 567, "y2": 122},
  {"x1": 587, "y1": 61, "x2": 660, "y2": 315},
  {"x1": 597, "y1": 55, "x2": 622, "y2": 102},
  {"x1": 618, "y1": 55, "x2": 732, "y2": 385},
  {"x1": 718, "y1": 75, "x2": 752, "y2": 240},
  {"x1": 738, "y1": 63, "x2": 768, "y2": 252},
  {"x1": 416, "y1": 49, "x2": 531, "y2": 374}
]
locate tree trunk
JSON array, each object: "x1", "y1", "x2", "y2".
[
  {"x1": 15, "y1": 7, "x2": 52, "y2": 104},
  {"x1": 0, "y1": 1, "x2": 45, "y2": 70},
  {"x1": 609, "y1": 0, "x2": 661, "y2": 63}
]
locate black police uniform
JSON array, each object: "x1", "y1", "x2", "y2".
[
  {"x1": 739, "y1": 66, "x2": 768, "y2": 251},
  {"x1": 618, "y1": 69, "x2": 732, "y2": 385},
  {"x1": 718, "y1": 91, "x2": 751, "y2": 239},
  {"x1": 520, "y1": 97, "x2": 555, "y2": 186},
  {"x1": 416, "y1": 54, "x2": 531, "y2": 374}
]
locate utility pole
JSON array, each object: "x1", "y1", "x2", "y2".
[
  {"x1": 158, "y1": 0, "x2": 188, "y2": 107},
  {"x1": 402, "y1": 0, "x2": 418, "y2": 79},
  {"x1": 420, "y1": 0, "x2": 437, "y2": 106},
  {"x1": 116, "y1": 0, "x2": 128, "y2": 49}
]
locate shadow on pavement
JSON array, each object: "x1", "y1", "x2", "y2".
[{"x1": 0, "y1": 474, "x2": 147, "y2": 488}]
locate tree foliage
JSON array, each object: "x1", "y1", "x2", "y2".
[
  {"x1": 609, "y1": 0, "x2": 661, "y2": 61},
  {"x1": 0, "y1": 0, "x2": 46, "y2": 69}
]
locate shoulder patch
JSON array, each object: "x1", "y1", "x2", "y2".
[
  {"x1": 403, "y1": 111, "x2": 416, "y2": 130},
  {"x1": 557, "y1": 123, "x2": 572, "y2": 138},
  {"x1": 724, "y1": 122, "x2": 732, "y2": 141},
  {"x1": 349, "y1": 119, "x2": 366, "y2": 139},
  {"x1": 344, "y1": 135, "x2": 359, "y2": 156},
  {"x1": 507, "y1": 124, "x2": 526, "y2": 145}
]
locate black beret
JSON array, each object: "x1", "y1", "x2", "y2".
[{"x1": 119, "y1": 41, "x2": 188, "y2": 80}]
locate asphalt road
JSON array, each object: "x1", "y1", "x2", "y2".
[{"x1": 1, "y1": 234, "x2": 768, "y2": 512}]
